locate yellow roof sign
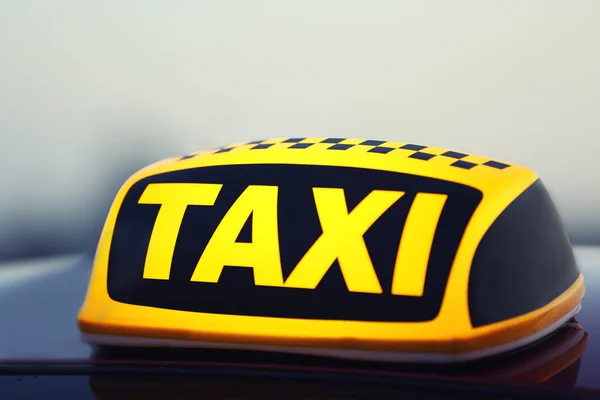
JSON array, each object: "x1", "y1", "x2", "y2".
[{"x1": 78, "y1": 138, "x2": 584, "y2": 363}]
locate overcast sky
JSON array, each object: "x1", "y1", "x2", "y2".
[{"x1": 0, "y1": 1, "x2": 598, "y2": 258}]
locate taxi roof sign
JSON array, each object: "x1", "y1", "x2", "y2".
[{"x1": 78, "y1": 137, "x2": 585, "y2": 363}]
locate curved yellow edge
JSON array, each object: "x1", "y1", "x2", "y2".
[{"x1": 77, "y1": 138, "x2": 585, "y2": 356}]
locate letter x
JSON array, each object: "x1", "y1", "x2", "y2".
[{"x1": 284, "y1": 188, "x2": 404, "y2": 293}]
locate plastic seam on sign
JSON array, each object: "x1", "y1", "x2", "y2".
[{"x1": 80, "y1": 302, "x2": 581, "y2": 363}]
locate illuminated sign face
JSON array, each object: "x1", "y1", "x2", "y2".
[
  {"x1": 79, "y1": 138, "x2": 584, "y2": 363},
  {"x1": 107, "y1": 165, "x2": 481, "y2": 322}
]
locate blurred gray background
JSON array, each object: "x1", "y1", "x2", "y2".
[{"x1": 0, "y1": 0, "x2": 598, "y2": 261}]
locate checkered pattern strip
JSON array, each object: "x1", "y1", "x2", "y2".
[{"x1": 182, "y1": 138, "x2": 510, "y2": 171}]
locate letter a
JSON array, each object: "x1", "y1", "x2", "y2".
[{"x1": 191, "y1": 185, "x2": 284, "y2": 286}]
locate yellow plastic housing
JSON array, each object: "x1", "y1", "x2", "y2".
[{"x1": 78, "y1": 137, "x2": 584, "y2": 363}]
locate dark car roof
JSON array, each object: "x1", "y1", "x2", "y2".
[{"x1": 1, "y1": 247, "x2": 599, "y2": 398}]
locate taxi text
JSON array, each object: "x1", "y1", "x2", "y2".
[{"x1": 138, "y1": 183, "x2": 447, "y2": 297}]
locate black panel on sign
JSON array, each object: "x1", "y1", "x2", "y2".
[
  {"x1": 468, "y1": 179, "x2": 581, "y2": 327},
  {"x1": 107, "y1": 165, "x2": 482, "y2": 322},
  {"x1": 235, "y1": 211, "x2": 253, "y2": 243}
]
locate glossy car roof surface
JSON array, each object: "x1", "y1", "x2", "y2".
[{"x1": 0, "y1": 246, "x2": 599, "y2": 399}]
